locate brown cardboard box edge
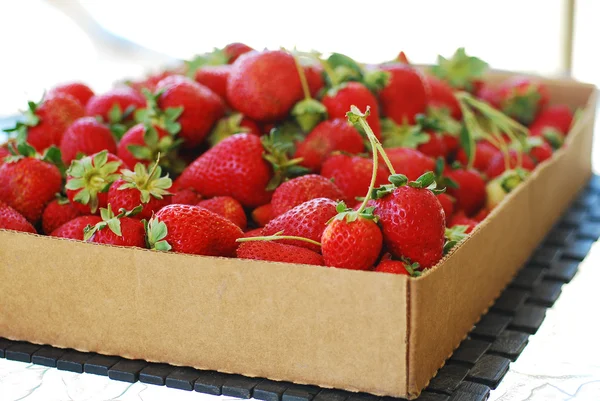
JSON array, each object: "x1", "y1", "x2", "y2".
[{"x1": 0, "y1": 75, "x2": 597, "y2": 399}]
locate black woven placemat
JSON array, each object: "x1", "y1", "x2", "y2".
[{"x1": 2, "y1": 175, "x2": 599, "y2": 401}]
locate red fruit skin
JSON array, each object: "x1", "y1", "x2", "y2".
[
  {"x1": 49, "y1": 82, "x2": 95, "y2": 107},
  {"x1": 236, "y1": 241, "x2": 323, "y2": 266},
  {"x1": 194, "y1": 65, "x2": 231, "y2": 101},
  {"x1": 27, "y1": 94, "x2": 86, "y2": 152},
  {"x1": 42, "y1": 199, "x2": 82, "y2": 234},
  {"x1": 474, "y1": 208, "x2": 490, "y2": 222},
  {"x1": 88, "y1": 217, "x2": 146, "y2": 247},
  {"x1": 485, "y1": 150, "x2": 536, "y2": 179},
  {"x1": 375, "y1": 186, "x2": 445, "y2": 268},
  {"x1": 60, "y1": 117, "x2": 117, "y2": 164},
  {"x1": 128, "y1": 70, "x2": 182, "y2": 94},
  {"x1": 252, "y1": 203, "x2": 273, "y2": 227},
  {"x1": 417, "y1": 132, "x2": 448, "y2": 159},
  {"x1": 294, "y1": 119, "x2": 365, "y2": 172},
  {"x1": 475, "y1": 83, "x2": 500, "y2": 108},
  {"x1": 156, "y1": 76, "x2": 226, "y2": 148},
  {"x1": 437, "y1": 193, "x2": 455, "y2": 224},
  {"x1": 0, "y1": 201, "x2": 37, "y2": 233},
  {"x1": 262, "y1": 197, "x2": 337, "y2": 252},
  {"x1": 321, "y1": 154, "x2": 388, "y2": 206},
  {"x1": 155, "y1": 204, "x2": 243, "y2": 256},
  {"x1": 322, "y1": 82, "x2": 382, "y2": 138},
  {"x1": 0, "y1": 158, "x2": 62, "y2": 223},
  {"x1": 197, "y1": 196, "x2": 247, "y2": 230},
  {"x1": 446, "y1": 168, "x2": 487, "y2": 217},
  {"x1": 425, "y1": 75, "x2": 461, "y2": 119},
  {"x1": 227, "y1": 50, "x2": 303, "y2": 122},
  {"x1": 243, "y1": 228, "x2": 264, "y2": 238},
  {"x1": 383, "y1": 147, "x2": 435, "y2": 180},
  {"x1": 305, "y1": 64, "x2": 325, "y2": 97},
  {"x1": 497, "y1": 77, "x2": 550, "y2": 125},
  {"x1": 50, "y1": 215, "x2": 102, "y2": 240},
  {"x1": 176, "y1": 133, "x2": 273, "y2": 207},
  {"x1": 530, "y1": 141, "x2": 553, "y2": 164},
  {"x1": 0, "y1": 146, "x2": 9, "y2": 166},
  {"x1": 321, "y1": 217, "x2": 383, "y2": 270},
  {"x1": 374, "y1": 253, "x2": 410, "y2": 275},
  {"x1": 240, "y1": 117, "x2": 261, "y2": 136},
  {"x1": 379, "y1": 64, "x2": 428, "y2": 125},
  {"x1": 449, "y1": 211, "x2": 478, "y2": 234},
  {"x1": 171, "y1": 186, "x2": 203, "y2": 205},
  {"x1": 107, "y1": 179, "x2": 172, "y2": 220},
  {"x1": 529, "y1": 104, "x2": 573, "y2": 135},
  {"x1": 117, "y1": 124, "x2": 170, "y2": 169},
  {"x1": 224, "y1": 42, "x2": 254, "y2": 64},
  {"x1": 271, "y1": 174, "x2": 345, "y2": 217},
  {"x1": 456, "y1": 141, "x2": 499, "y2": 172},
  {"x1": 85, "y1": 87, "x2": 146, "y2": 122},
  {"x1": 443, "y1": 134, "x2": 460, "y2": 156}
]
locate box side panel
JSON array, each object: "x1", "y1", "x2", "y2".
[
  {"x1": 406, "y1": 83, "x2": 596, "y2": 398},
  {"x1": 0, "y1": 233, "x2": 408, "y2": 396}
]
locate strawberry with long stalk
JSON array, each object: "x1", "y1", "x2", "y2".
[{"x1": 289, "y1": 50, "x2": 328, "y2": 132}]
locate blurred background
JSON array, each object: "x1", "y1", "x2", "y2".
[{"x1": 0, "y1": 0, "x2": 598, "y2": 167}]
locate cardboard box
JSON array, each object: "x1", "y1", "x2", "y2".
[{"x1": 0, "y1": 73, "x2": 596, "y2": 399}]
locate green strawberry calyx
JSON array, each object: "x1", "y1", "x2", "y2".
[
  {"x1": 3, "y1": 98, "x2": 42, "y2": 144},
  {"x1": 372, "y1": 171, "x2": 446, "y2": 200},
  {"x1": 363, "y1": 68, "x2": 390, "y2": 93},
  {"x1": 184, "y1": 48, "x2": 229, "y2": 78},
  {"x1": 430, "y1": 47, "x2": 488, "y2": 92},
  {"x1": 235, "y1": 230, "x2": 321, "y2": 246},
  {"x1": 145, "y1": 217, "x2": 172, "y2": 251},
  {"x1": 65, "y1": 150, "x2": 122, "y2": 213},
  {"x1": 434, "y1": 157, "x2": 459, "y2": 190},
  {"x1": 126, "y1": 123, "x2": 183, "y2": 169},
  {"x1": 499, "y1": 83, "x2": 543, "y2": 125},
  {"x1": 208, "y1": 113, "x2": 252, "y2": 147},
  {"x1": 418, "y1": 110, "x2": 462, "y2": 137},
  {"x1": 262, "y1": 127, "x2": 310, "y2": 191},
  {"x1": 118, "y1": 159, "x2": 172, "y2": 204},
  {"x1": 5, "y1": 141, "x2": 67, "y2": 176},
  {"x1": 135, "y1": 89, "x2": 184, "y2": 136},
  {"x1": 381, "y1": 118, "x2": 430, "y2": 149},
  {"x1": 443, "y1": 225, "x2": 469, "y2": 255},
  {"x1": 83, "y1": 204, "x2": 142, "y2": 241},
  {"x1": 327, "y1": 200, "x2": 378, "y2": 225},
  {"x1": 541, "y1": 127, "x2": 565, "y2": 150},
  {"x1": 103, "y1": 103, "x2": 137, "y2": 140},
  {"x1": 401, "y1": 259, "x2": 422, "y2": 277}
]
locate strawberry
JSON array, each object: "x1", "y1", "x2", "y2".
[
  {"x1": 262, "y1": 197, "x2": 337, "y2": 252},
  {"x1": 378, "y1": 64, "x2": 428, "y2": 125},
  {"x1": 127, "y1": 70, "x2": 183, "y2": 94},
  {"x1": 0, "y1": 145, "x2": 62, "y2": 223},
  {"x1": 84, "y1": 205, "x2": 146, "y2": 248},
  {"x1": 446, "y1": 167, "x2": 487, "y2": 216},
  {"x1": 437, "y1": 193, "x2": 455, "y2": 224},
  {"x1": 304, "y1": 64, "x2": 325, "y2": 97},
  {"x1": 153, "y1": 75, "x2": 226, "y2": 148},
  {"x1": 476, "y1": 83, "x2": 500, "y2": 107},
  {"x1": 321, "y1": 154, "x2": 388, "y2": 206},
  {"x1": 176, "y1": 133, "x2": 273, "y2": 207},
  {"x1": 497, "y1": 76, "x2": 549, "y2": 125},
  {"x1": 107, "y1": 162, "x2": 172, "y2": 220},
  {"x1": 42, "y1": 197, "x2": 82, "y2": 234},
  {"x1": 456, "y1": 141, "x2": 499, "y2": 172},
  {"x1": 236, "y1": 241, "x2": 324, "y2": 266},
  {"x1": 321, "y1": 82, "x2": 382, "y2": 138},
  {"x1": 244, "y1": 228, "x2": 264, "y2": 238},
  {"x1": 86, "y1": 87, "x2": 146, "y2": 123},
  {"x1": 375, "y1": 254, "x2": 421, "y2": 276},
  {"x1": 528, "y1": 137, "x2": 553, "y2": 164},
  {"x1": 294, "y1": 119, "x2": 365, "y2": 171},
  {"x1": 373, "y1": 173, "x2": 446, "y2": 268},
  {"x1": 50, "y1": 215, "x2": 102, "y2": 240},
  {"x1": 430, "y1": 48, "x2": 488, "y2": 93},
  {"x1": 0, "y1": 201, "x2": 37, "y2": 233},
  {"x1": 5, "y1": 94, "x2": 85, "y2": 152},
  {"x1": 224, "y1": 42, "x2": 254, "y2": 63},
  {"x1": 0, "y1": 146, "x2": 9, "y2": 166},
  {"x1": 449, "y1": 211, "x2": 478, "y2": 233},
  {"x1": 65, "y1": 150, "x2": 124, "y2": 214},
  {"x1": 382, "y1": 147, "x2": 435, "y2": 180},
  {"x1": 485, "y1": 149, "x2": 535, "y2": 179},
  {"x1": 171, "y1": 186, "x2": 203, "y2": 205},
  {"x1": 227, "y1": 50, "x2": 303, "y2": 121},
  {"x1": 252, "y1": 203, "x2": 274, "y2": 227},
  {"x1": 474, "y1": 208, "x2": 490, "y2": 222},
  {"x1": 148, "y1": 204, "x2": 243, "y2": 256},
  {"x1": 48, "y1": 82, "x2": 95, "y2": 107},
  {"x1": 117, "y1": 123, "x2": 181, "y2": 171},
  {"x1": 529, "y1": 104, "x2": 573, "y2": 149},
  {"x1": 425, "y1": 75, "x2": 462, "y2": 120},
  {"x1": 194, "y1": 64, "x2": 230, "y2": 101},
  {"x1": 59, "y1": 117, "x2": 117, "y2": 164},
  {"x1": 208, "y1": 113, "x2": 261, "y2": 146},
  {"x1": 197, "y1": 196, "x2": 247, "y2": 230},
  {"x1": 271, "y1": 174, "x2": 344, "y2": 217},
  {"x1": 417, "y1": 131, "x2": 448, "y2": 159}
]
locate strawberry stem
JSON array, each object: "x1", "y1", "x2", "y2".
[
  {"x1": 236, "y1": 231, "x2": 321, "y2": 246},
  {"x1": 356, "y1": 126, "x2": 380, "y2": 214},
  {"x1": 143, "y1": 152, "x2": 161, "y2": 187},
  {"x1": 290, "y1": 50, "x2": 313, "y2": 101},
  {"x1": 355, "y1": 117, "x2": 397, "y2": 175}
]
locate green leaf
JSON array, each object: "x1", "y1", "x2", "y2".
[
  {"x1": 108, "y1": 104, "x2": 123, "y2": 124},
  {"x1": 388, "y1": 174, "x2": 408, "y2": 187},
  {"x1": 16, "y1": 141, "x2": 36, "y2": 157},
  {"x1": 164, "y1": 107, "x2": 184, "y2": 122},
  {"x1": 65, "y1": 177, "x2": 85, "y2": 190},
  {"x1": 154, "y1": 240, "x2": 172, "y2": 251},
  {"x1": 459, "y1": 124, "x2": 474, "y2": 169},
  {"x1": 93, "y1": 150, "x2": 108, "y2": 168},
  {"x1": 144, "y1": 125, "x2": 160, "y2": 147},
  {"x1": 411, "y1": 172, "x2": 435, "y2": 189},
  {"x1": 363, "y1": 69, "x2": 390, "y2": 93},
  {"x1": 107, "y1": 218, "x2": 122, "y2": 236},
  {"x1": 42, "y1": 146, "x2": 66, "y2": 175},
  {"x1": 164, "y1": 120, "x2": 181, "y2": 135},
  {"x1": 327, "y1": 53, "x2": 363, "y2": 77},
  {"x1": 127, "y1": 145, "x2": 153, "y2": 161}
]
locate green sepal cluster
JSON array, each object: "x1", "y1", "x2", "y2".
[
  {"x1": 443, "y1": 225, "x2": 469, "y2": 255},
  {"x1": 371, "y1": 171, "x2": 446, "y2": 200},
  {"x1": 500, "y1": 85, "x2": 542, "y2": 125},
  {"x1": 363, "y1": 69, "x2": 391, "y2": 93},
  {"x1": 3, "y1": 99, "x2": 42, "y2": 144},
  {"x1": 5, "y1": 142, "x2": 67, "y2": 176},
  {"x1": 184, "y1": 48, "x2": 229, "y2": 78},
  {"x1": 135, "y1": 89, "x2": 184, "y2": 136},
  {"x1": 417, "y1": 111, "x2": 462, "y2": 136},
  {"x1": 261, "y1": 126, "x2": 309, "y2": 191},
  {"x1": 292, "y1": 99, "x2": 328, "y2": 133},
  {"x1": 83, "y1": 204, "x2": 143, "y2": 241},
  {"x1": 144, "y1": 217, "x2": 172, "y2": 251},
  {"x1": 430, "y1": 48, "x2": 488, "y2": 92},
  {"x1": 328, "y1": 201, "x2": 378, "y2": 225},
  {"x1": 380, "y1": 118, "x2": 430, "y2": 149},
  {"x1": 208, "y1": 113, "x2": 252, "y2": 147},
  {"x1": 119, "y1": 161, "x2": 172, "y2": 204},
  {"x1": 126, "y1": 123, "x2": 182, "y2": 163},
  {"x1": 105, "y1": 104, "x2": 137, "y2": 140},
  {"x1": 499, "y1": 168, "x2": 529, "y2": 193},
  {"x1": 402, "y1": 260, "x2": 423, "y2": 277}
]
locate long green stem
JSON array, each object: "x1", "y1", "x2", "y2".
[
  {"x1": 291, "y1": 52, "x2": 312, "y2": 101},
  {"x1": 356, "y1": 132, "x2": 380, "y2": 214},
  {"x1": 318, "y1": 58, "x2": 339, "y2": 87},
  {"x1": 358, "y1": 118, "x2": 397, "y2": 175}
]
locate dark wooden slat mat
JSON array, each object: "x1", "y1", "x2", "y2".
[{"x1": 1, "y1": 175, "x2": 599, "y2": 401}]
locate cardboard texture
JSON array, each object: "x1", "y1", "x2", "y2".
[{"x1": 0, "y1": 75, "x2": 596, "y2": 399}]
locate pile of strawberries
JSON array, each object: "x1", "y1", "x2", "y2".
[{"x1": 0, "y1": 45, "x2": 577, "y2": 275}]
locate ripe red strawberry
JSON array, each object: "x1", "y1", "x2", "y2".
[
  {"x1": 252, "y1": 203, "x2": 274, "y2": 227},
  {"x1": 485, "y1": 150, "x2": 536, "y2": 179},
  {"x1": 244, "y1": 228, "x2": 264, "y2": 238},
  {"x1": 0, "y1": 146, "x2": 9, "y2": 166},
  {"x1": 50, "y1": 215, "x2": 102, "y2": 240},
  {"x1": 5, "y1": 94, "x2": 85, "y2": 152},
  {"x1": 117, "y1": 124, "x2": 179, "y2": 170},
  {"x1": 456, "y1": 141, "x2": 499, "y2": 172},
  {"x1": 476, "y1": 83, "x2": 500, "y2": 107},
  {"x1": 305, "y1": 64, "x2": 325, "y2": 97},
  {"x1": 170, "y1": 186, "x2": 202, "y2": 205},
  {"x1": 197, "y1": 196, "x2": 247, "y2": 230},
  {"x1": 176, "y1": 133, "x2": 273, "y2": 207},
  {"x1": 42, "y1": 197, "x2": 82, "y2": 234},
  {"x1": 155, "y1": 75, "x2": 225, "y2": 148},
  {"x1": 446, "y1": 168, "x2": 486, "y2": 216},
  {"x1": 321, "y1": 154, "x2": 388, "y2": 206},
  {"x1": 107, "y1": 163, "x2": 172, "y2": 220},
  {"x1": 294, "y1": 119, "x2": 365, "y2": 171},
  {"x1": 374, "y1": 174, "x2": 445, "y2": 268},
  {"x1": 194, "y1": 65, "x2": 230, "y2": 101},
  {"x1": 227, "y1": 50, "x2": 303, "y2": 121},
  {"x1": 148, "y1": 204, "x2": 243, "y2": 256},
  {"x1": 224, "y1": 42, "x2": 254, "y2": 63},
  {"x1": 208, "y1": 113, "x2": 261, "y2": 146},
  {"x1": 322, "y1": 82, "x2": 382, "y2": 138},
  {"x1": 262, "y1": 197, "x2": 337, "y2": 252},
  {"x1": 529, "y1": 104, "x2": 573, "y2": 148},
  {"x1": 417, "y1": 131, "x2": 447, "y2": 159},
  {"x1": 84, "y1": 206, "x2": 146, "y2": 247},
  {"x1": 425, "y1": 75, "x2": 461, "y2": 120},
  {"x1": 236, "y1": 241, "x2": 323, "y2": 266},
  {"x1": 271, "y1": 174, "x2": 344, "y2": 217},
  {"x1": 48, "y1": 82, "x2": 95, "y2": 107},
  {"x1": 383, "y1": 147, "x2": 435, "y2": 180},
  {"x1": 65, "y1": 151, "x2": 124, "y2": 214},
  {"x1": 497, "y1": 76, "x2": 549, "y2": 125},
  {"x1": 85, "y1": 87, "x2": 146, "y2": 122},
  {"x1": 0, "y1": 201, "x2": 36, "y2": 233},
  {"x1": 127, "y1": 70, "x2": 183, "y2": 94},
  {"x1": 379, "y1": 64, "x2": 428, "y2": 125},
  {"x1": 374, "y1": 253, "x2": 421, "y2": 276},
  {"x1": 449, "y1": 211, "x2": 478, "y2": 233},
  {"x1": 528, "y1": 138, "x2": 553, "y2": 164},
  {"x1": 437, "y1": 193, "x2": 455, "y2": 224},
  {"x1": 0, "y1": 152, "x2": 62, "y2": 223},
  {"x1": 59, "y1": 117, "x2": 117, "y2": 164}
]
